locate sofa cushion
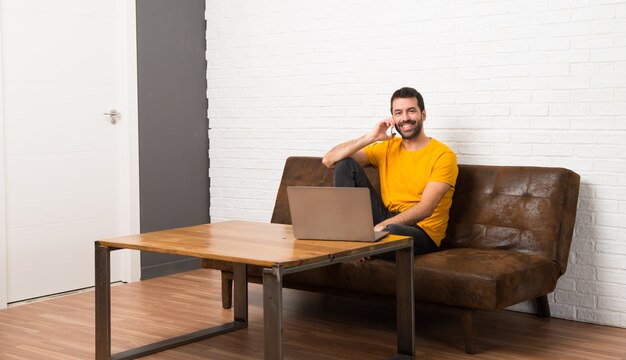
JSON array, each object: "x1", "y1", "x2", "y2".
[
  {"x1": 205, "y1": 247, "x2": 561, "y2": 311},
  {"x1": 412, "y1": 248, "x2": 561, "y2": 310},
  {"x1": 280, "y1": 248, "x2": 561, "y2": 311}
]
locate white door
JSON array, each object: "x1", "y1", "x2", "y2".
[{"x1": 0, "y1": 0, "x2": 140, "y2": 304}]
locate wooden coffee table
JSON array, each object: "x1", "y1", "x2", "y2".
[{"x1": 95, "y1": 220, "x2": 415, "y2": 359}]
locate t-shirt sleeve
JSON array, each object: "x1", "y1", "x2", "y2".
[
  {"x1": 363, "y1": 142, "x2": 384, "y2": 167},
  {"x1": 431, "y1": 150, "x2": 458, "y2": 187}
]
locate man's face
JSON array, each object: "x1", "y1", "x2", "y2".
[{"x1": 392, "y1": 97, "x2": 424, "y2": 140}]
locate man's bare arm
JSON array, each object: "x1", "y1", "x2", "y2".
[
  {"x1": 322, "y1": 136, "x2": 373, "y2": 168},
  {"x1": 322, "y1": 118, "x2": 395, "y2": 168},
  {"x1": 374, "y1": 181, "x2": 451, "y2": 232}
]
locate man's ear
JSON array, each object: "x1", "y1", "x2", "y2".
[{"x1": 422, "y1": 110, "x2": 427, "y2": 122}]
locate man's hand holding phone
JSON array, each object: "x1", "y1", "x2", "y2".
[{"x1": 369, "y1": 118, "x2": 396, "y2": 142}]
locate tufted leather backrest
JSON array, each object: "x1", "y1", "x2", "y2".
[
  {"x1": 271, "y1": 157, "x2": 580, "y2": 274},
  {"x1": 271, "y1": 156, "x2": 380, "y2": 225},
  {"x1": 442, "y1": 165, "x2": 580, "y2": 275}
]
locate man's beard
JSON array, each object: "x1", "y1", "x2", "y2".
[{"x1": 394, "y1": 119, "x2": 423, "y2": 140}]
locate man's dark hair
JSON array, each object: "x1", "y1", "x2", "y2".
[{"x1": 390, "y1": 87, "x2": 425, "y2": 112}]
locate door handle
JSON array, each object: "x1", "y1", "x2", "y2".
[{"x1": 104, "y1": 109, "x2": 121, "y2": 124}]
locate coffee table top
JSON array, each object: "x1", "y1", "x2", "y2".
[{"x1": 97, "y1": 220, "x2": 411, "y2": 268}]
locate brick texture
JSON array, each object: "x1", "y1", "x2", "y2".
[{"x1": 206, "y1": 0, "x2": 626, "y2": 328}]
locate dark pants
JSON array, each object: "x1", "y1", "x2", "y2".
[{"x1": 333, "y1": 158, "x2": 438, "y2": 260}]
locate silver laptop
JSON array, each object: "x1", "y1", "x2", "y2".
[{"x1": 287, "y1": 186, "x2": 388, "y2": 242}]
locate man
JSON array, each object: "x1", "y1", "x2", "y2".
[{"x1": 322, "y1": 87, "x2": 458, "y2": 258}]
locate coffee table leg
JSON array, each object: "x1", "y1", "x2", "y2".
[
  {"x1": 233, "y1": 263, "x2": 248, "y2": 325},
  {"x1": 263, "y1": 265, "x2": 284, "y2": 359},
  {"x1": 395, "y1": 245, "x2": 415, "y2": 357},
  {"x1": 95, "y1": 242, "x2": 111, "y2": 360}
]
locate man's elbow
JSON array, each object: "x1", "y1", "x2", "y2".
[{"x1": 321, "y1": 156, "x2": 335, "y2": 168}]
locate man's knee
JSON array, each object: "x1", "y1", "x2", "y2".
[
  {"x1": 333, "y1": 158, "x2": 361, "y2": 187},
  {"x1": 334, "y1": 158, "x2": 359, "y2": 172},
  {"x1": 385, "y1": 224, "x2": 438, "y2": 255}
]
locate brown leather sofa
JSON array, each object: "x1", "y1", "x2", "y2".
[{"x1": 203, "y1": 156, "x2": 580, "y2": 354}]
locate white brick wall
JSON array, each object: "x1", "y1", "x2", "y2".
[{"x1": 206, "y1": 0, "x2": 626, "y2": 328}]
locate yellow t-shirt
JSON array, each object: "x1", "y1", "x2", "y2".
[{"x1": 363, "y1": 137, "x2": 458, "y2": 246}]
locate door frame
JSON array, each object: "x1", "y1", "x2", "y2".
[
  {"x1": 1, "y1": 1, "x2": 7, "y2": 309},
  {"x1": 117, "y1": 0, "x2": 141, "y2": 285},
  {"x1": 0, "y1": 0, "x2": 141, "y2": 308}
]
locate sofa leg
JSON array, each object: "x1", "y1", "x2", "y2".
[
  {"x1": 462, "y1": 310, "x2": 477, "y2": 354},
  {"x1": 536, "y1": 295, "x2": 551, "y2": 318},
  {"x1": 221, "y1": 272, "x2": 233, "y2": 309}
]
